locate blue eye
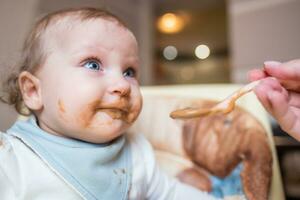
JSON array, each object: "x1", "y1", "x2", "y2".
[
  {"x1": 83, "y1": 60, "x2": 101, "y2": 71},
  {"x1": 123, "y1": 67, "x2": 136, "y2": 78}
]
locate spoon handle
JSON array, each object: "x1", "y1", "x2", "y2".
[{"x1": 170, "y1": 80, "x2": 261, "y2": 119}]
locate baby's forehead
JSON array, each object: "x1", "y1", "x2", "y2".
[
  {"x1": 41, "y1": 16, "x2": 115, "y2": 54},
  {"x1": 45, "y1": 15, "x2": 128, "y2": 35},
  {"x1": 40, "y1": 16, "x2": 138, "y2": 60},
  {"x1": 44, "y1": 17, "x2": 104, "y2": 39},
  {"x1": 42, "y1": 16, "x2": 134, "y2": 48}
]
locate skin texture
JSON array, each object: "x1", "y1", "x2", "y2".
[
  {"x1": 18, "y1": 18, "x2": 142, "y2": 143},
  {"x1": 248, "y1": 59, "x2": 300, "y2": 141},
  {"x1": 178, "y1": 100, "x2": 272, "y2": 200}
]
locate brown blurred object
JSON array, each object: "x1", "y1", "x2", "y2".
[
  {"x1": 280, "y1": 150, "x2": 300, "y2": 198},
  {"x1": 129, "y1": 84, "x2": 283, "y2": 199},
  {"x1": 179, "y1": 100, "x2": 272, "y2": 200},
  {"x1": 177, "y1": 167, "x2": 212, "y2": 192}
]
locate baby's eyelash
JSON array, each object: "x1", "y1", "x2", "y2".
[
  {"x1": 81, "y1": 56, "x2": 101, "y2": 63},
  {"x1": 81, "y1": 56, "x2": 103, "y2": 71},
  {"x1": 123, "y1": 66, "x2": 139, "y2": 78}
]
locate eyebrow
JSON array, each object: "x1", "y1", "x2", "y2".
[
  {"x1": 72, "y1": 44, "x2": 109, "y2": 54},
  {"x1": 70, "y1": 45, "x2": 139, "y2": 63},
  {"x1": 68, "y1": 44, "x2": 108, "y2": 61}
]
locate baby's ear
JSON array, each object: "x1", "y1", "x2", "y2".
[{"x1": 18, "y1": 71, "x2": 43, "y2": 111}]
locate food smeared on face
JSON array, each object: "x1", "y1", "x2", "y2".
[
  {"x1": 98, "y1": 98, "x2": 130, "y2": 121},
  {"x1": 58, "y1": 99, "x2": 66, "y2": 113},
  {"x1": 76, "y1": 98, "x2": 139, "y2": 129},
  {"x1": 57, "y1": 99, "x2": 69, "y2": 123},
  {"x1": 37, "y1": 17, "x2": 142, "y2": 143}
]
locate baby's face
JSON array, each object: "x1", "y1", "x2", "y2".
[{"x1": 35, "y1": 19, "x2": 142, "y2": 143}]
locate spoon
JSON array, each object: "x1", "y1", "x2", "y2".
[{"x1": 170, "y1": 80, "x2": 260, "y2": 119}]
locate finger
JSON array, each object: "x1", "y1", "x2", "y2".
[
  {"x1": 264, "y1": 59, "x2": 300, "y2": 81},
  {"x1": 267, "y1": 90, "x2": 295, "y2": 131},
  {"x1": 289, "y1": 91, "x2": 300, "y2": 107},
  {"x1": 253, "y1": 78, "x2": 287, "y2": 115},
  {"x1": 267, "y1": 90, "x2": 290, "y2": 120},
  {"x1": 253, "y1": 81, "x2": 274, "y2": 114},
  {"x1": 278, "y1": 79, "x2": 300, "y2": 92},
  {"x1": 290, "y1": 106, "x2": 300, "y2": 119},
  {"x1": 268, "y1": 90, "x2": 300, "y2": 141},
  {"x1": 247, "y1": 69, "x2": 268, "y2": 81},
  {"x1": 264, "y1": 60, "x2": 300, "y2": 92},
  {"x1": 262, "y1": 77, "x2": 285, "y2": 93},
  {"x1": 288, "y1": 120, "x2": 300, "y2": 142},
  {"x1": 263, "y1": 61, "x2": 281, "y2": 68}
]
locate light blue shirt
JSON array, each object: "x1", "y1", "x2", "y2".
[{"x1": 7, "y1": 116, "x2": 132, "y2": 200}]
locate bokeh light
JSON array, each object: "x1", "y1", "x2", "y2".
[
  {"x1": 163, "y1": 46, "x2": 178, "y2": 60},
  {"x1": 195, "y1": 44, "x2": 210, "y2": 59},
  {"x1": 157, "y1": 13, "x2": 185, "y2": 34}
]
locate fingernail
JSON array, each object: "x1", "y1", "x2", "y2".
[
  {"x1": 264, "y1": 61, "x2": 281, "y2": 68},
  {"x1": 268, "y1": 77, "x2": 277, "y2": 81}
]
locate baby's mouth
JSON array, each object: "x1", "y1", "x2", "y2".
[
  {"x1": 94, "y1": 99, "x2": 132, "y2": 121},
  {"x1": 94, "y1": 105, "x2": 138, "y2": 124},
  {"x1": 97, "y1": 107, "x2": 129, "y2": 120}
]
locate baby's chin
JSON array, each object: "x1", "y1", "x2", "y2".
[
  {"x1": 90, "y1": 111, "x2": 132, "y2": 130},
  {"x1": 54, "y1": 111, "x2": 134, "y2": 143},
  {"x1": 78, "y1": 116, "x2": 131, "y2": 143},
  {"x1": 96, "y1": 108, "x2": 139, "y2": 124},
  {"x1": 79, "y1": 130, "x2": 125, "y2": 144}
]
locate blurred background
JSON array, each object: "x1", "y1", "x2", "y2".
[{"x1": 1, "y1": 0, "x2": 300, "y2": 199}]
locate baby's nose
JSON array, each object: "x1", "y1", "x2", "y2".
[{"x1": 108, "y1": 77, "x2": 131, "y2": 97}]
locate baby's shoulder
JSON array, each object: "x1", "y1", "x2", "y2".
[
  {"x1": 0, "y1": 131, "x2": 13, "y2": 150},
  {"x1": 126, "y1": 132, "x2": 156, "y2": 169},
  {"x1": 127, "y1": 132, "x2": 153, "y2": 153},
  {"x1": 0, "y1": 131, "x2": 6, "y2": 147},
  {"x1": 0, "y1": 132, "x2": 2, "y2": 146},
  {"x1": 0, "y1": 132, "x2": 16, "y2": 170},
  {"x1": 0, "y1": 131, "x2": 25, "y2": 156}
]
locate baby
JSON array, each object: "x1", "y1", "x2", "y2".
[{"x1": 0, "y1": 7, "x2": 218, "y2": 200}]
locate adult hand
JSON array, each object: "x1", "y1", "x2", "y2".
[{"x1": 248, "y1": 59, "x2": 300, "y2": 141}]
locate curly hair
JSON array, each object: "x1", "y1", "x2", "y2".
[{"x1": 0, "y1": 7, "x2": 127, "y2": 115}]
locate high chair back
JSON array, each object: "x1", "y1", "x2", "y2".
[{"x1": 129, "y1": 84, "x2": 285, "y2": 200}]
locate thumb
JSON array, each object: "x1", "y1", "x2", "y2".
[{"x1": 264, "y1": 59, "x2": 300, "y2": 81}]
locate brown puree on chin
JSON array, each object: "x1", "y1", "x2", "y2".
[
  {"x1": 180, "y1": 100, "x2": 272, "y2": 200},
  {"x1": 99, "y1": 108, "x2": 138, "y2": 124}
]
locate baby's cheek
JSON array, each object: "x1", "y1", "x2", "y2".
[
  {"x1": 58, "y1": 99, "x2": 66, "y2": 113},
  {"x1": 57, "y1": 98, "x2": 99, "y2": 128},
  {"x1": 57, "y1": 99, "x2": 69, "y2": 122},
  {"x1": 77, "y1": 100, "x2": 101, "y2": 128},
  {"x1": 78, "y1": 109, "x2": 95, "y2": 128},
  {"x1": 126, "y1": 112, "x2": 138, "y2": 124},
  {"x1": 126, "y1": 98, "x2": 142, "y2": 123}
]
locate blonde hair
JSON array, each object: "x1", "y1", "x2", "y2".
[{"x1": 0, "y1": 7, "x2": 127, "y2": 115}]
